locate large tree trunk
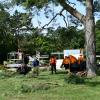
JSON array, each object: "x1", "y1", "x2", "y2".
[{"x1": 84, "y1": 0, "x2": 96, "y2": 77}]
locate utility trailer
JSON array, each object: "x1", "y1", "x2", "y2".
[{"x1": 3, "y1": 51, "x2": 34, "y2": 68}]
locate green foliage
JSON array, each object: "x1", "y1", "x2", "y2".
[
  {"x1": 0, "y1": 5, "x2": 13, "y2": 63},
  {"x1": 19, "y1": 31, "x2": 52, "y2": 54},
  {"x1": 16, "y1": 26, "x2": 85, "y2": 54},
  {"x1": 20, "y1": 84, "x2": 32, "y2": 93},
  {"x1": 95, "y1": 20, "x2": 100, "y2": 52},
  {"x1": 94, "y1": 0, "x2": 100, "y2": 12},
  {"x1": 0, "y1": 5, "x2": 33, "y2": 63},
  {"x1": 7, "y1": 11, "x2": 32, "y2": 52},
  {"x1": 11, "y1": 0, "x2": 100, "y2": 13},
  {"x1": 0, "y1": 70, "x2": 18, "y2": 79},
  {"x1": 47, "y1": 26, "x2": 85, "y2": 51},
  {"x1": 96, "y1": 29, "x2": 100, "y2": 52},
  {"x1": 12, "y1": 0, "x2": 48, "y2": 8},
  {"x1": 96, "y1": 19, "x2": 100, "y2": 30},
  {"x1": 19, "y1": 83, "x2": 51, "y2": 93},
  {"x1": 65, "y1": 73, "x2": 85, "y2": 84}
]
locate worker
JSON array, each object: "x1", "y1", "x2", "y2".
[
  {"x1": 69, "y1": 55, "x2": 78, "y2": 73},
  {"x1": 62, "y1": 56, "x2": 70, "y2": 70},
  {"x1": 78, "y1": 55, "x2": 86, "y2": 71},
  {"x1": 17, "y1": 54, "x2": 31, "y2": 75},
  {"x1": 23, "y1": 54, "x2": 29, "y2": 67},
  {"x1": 49, "y1": 55, "x2": 56, "y2": 74}
]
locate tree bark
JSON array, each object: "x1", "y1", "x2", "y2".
[{"x1": 84, "y1": 0, "x2": 96, "y2": 77}]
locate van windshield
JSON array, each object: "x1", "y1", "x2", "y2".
[{"x1": 51, "y1": 52, "x2": 64, "y2": 59}]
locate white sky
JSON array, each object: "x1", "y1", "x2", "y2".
[{"x1": 8, "y1": 0, "x2": 86, "y2": 29}]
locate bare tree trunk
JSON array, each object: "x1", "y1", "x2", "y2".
[{"x1": 84, "y1": 0, "x2": 96, "y2": 77}]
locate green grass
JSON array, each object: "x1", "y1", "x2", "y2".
[{"x1": 0, "y1": 68, "x2": 100, "y2": 100}]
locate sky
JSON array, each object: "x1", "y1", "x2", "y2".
[
  {"x1": 0, "y1": 0, "x2": 99, "y2": 30},
  {"x1": 7, "y1": 0, "x2": 86, "y2": 29}
]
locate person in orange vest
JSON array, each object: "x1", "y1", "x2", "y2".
[
  {"x1": 49, "y1": 55, "x2": 56, "y2": 74},
  {"x1": 78, "y1": 55, "x2": 86, "y2": 71},
  {"x1": 69, "y1": 55, "x2": 78, "y2": 72},
  {"x1": 62, "y1": 56, "x2": 70, "y2": 70},
  {"x1": 78, "y1": 55, "x2": 83, "y2": 63}
]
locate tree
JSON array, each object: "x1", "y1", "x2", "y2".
[
  {"x1": 18, "y1": 28, "x2": 52, "y2": 55},
  {"x1": 0, "y1": 3, "x2": 12, "y2": 63},
  {"x1": 47, "y1": 26, "x2": 85, "y2": 50},
  {"x1": 9, "y1": 10, "x2": 33, "y2": 51},
  {"x1": 0, "y1": 2, "x2": 33, "y2": 63},
  {"x1": 10, "y1": 0, "x2": 100, "y2": 77}
]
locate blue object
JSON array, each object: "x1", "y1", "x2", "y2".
[{"x1": 33, "y1": 59, "x2": 39, "y2": 67}]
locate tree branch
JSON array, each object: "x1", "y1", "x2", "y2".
[
  {"x1": 58, "y1": 0, "x2": 86, "y2": 24},
  {"x1": 32, "y1": 9, "x2": 65, "y2": 34},
  {"x1": 60, "y1": 13, "x2": 68, "y2": 27},
  {"x1": 41, "y1": 8, "x2": 64, "y2": 29}
]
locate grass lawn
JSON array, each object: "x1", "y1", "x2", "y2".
[{"x1": 0, "y1": 67, "x2": 100, "y2": 100}]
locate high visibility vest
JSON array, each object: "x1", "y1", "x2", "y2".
[
  {"x1": 50, "y1": 58, "x2": 56, "y2": 64},
  {"x1": 63, "y1": 58, "x2": 70, "y2": 64},
  {"x1": 69, "y1": 56, "x2": 77, "y2": 64},
  {"x1": 78, "y1": 56, "x2": 84, "y2": 64}
]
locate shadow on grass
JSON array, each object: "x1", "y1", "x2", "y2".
[{"x1": 85, "y1": 81, "x2": 100, "y2": 87}]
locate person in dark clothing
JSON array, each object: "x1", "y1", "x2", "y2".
[
  {"x1": 69, "y1": 55, "x2": 78, "y2": 73},
  {"x1": 32, "y1": 57, "x2": 39, "y2": 76},
  {"x1": 24, "y1": 54, "x2": 29, "y2": 65},
  {"x1": 17, "y1": 65, "x2": 31, "y2": 75},
  {"x1": 78, "y1": 55, "x2": 86, "y2": 71},
  {"x1": 62, "y1": 56, "x2": 70, "y2": 70},
  {"x1": 17, "y1": 54, "x2": 31, "y2": 75}
]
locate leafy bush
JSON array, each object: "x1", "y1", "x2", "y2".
[
  {"x1": 0, "y1": 65, "x2": 6, "y2": 70},
  {"x1": 18, "y1": 82, "x2": 59, "y2": 93},
  {"x1": 20, "y1": 84, "x2": 32, "y2": 93},
  {"x1": 65, "y1": 73, "x2": 85, "y2": 84},
  {"x1": 19, "y1": 83, "x2": 51, "y2": 93},
  {"x1": 0, "y1": 69, "x2": 18, "y2": 79},
  {"x1": 32, "y1": 83, "x2": 51, "y2": 92}
]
